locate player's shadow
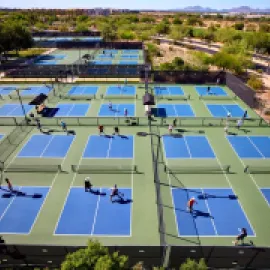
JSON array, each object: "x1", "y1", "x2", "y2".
[
  {"x1": 119, "y1": 135, "x2": 129, "y2": 139},
  {"x1": 104, "y1": 134, "x2": 114, "y2": 139},
  {"x1": 112, "y1": 197, "x2": 133, "y2": 204},
  {"x1": 192, "y1": 210, "x2": 214, "y2": 219},
  {"x1": 110, "y1": 108, "x2": 120, "y2": 113},
  {"x1": 176, "y1": 129, "x2": 205, "y2": 134},
  {"x1": 197, "y1": 194, "x2": 238, "y2": 200},
  {"x1": 0, "y1": 189, "x2": 43, "y2": 199},
  {"x1": 88, "y1": 189, "x2": 106, "y2": 196}
]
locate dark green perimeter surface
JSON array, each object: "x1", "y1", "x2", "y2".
[{"x1": 0, "y1": 83, "x2": 269, "y2": 248}]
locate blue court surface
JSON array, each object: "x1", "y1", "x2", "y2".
[
  {"x1": 68, "y1": 86, "x2": 98, "y2": 96},
  {"x1": 261, "y1": 189, "x2": 270, "y2": 206},
  {"x1": 172, "y1": 188, "x2": 254, "y2": 236},
  {"x1": 0, "y1": 86, "x2": 16, "y2": 95},
  {"x1": 163, "y1": 135, "x2": 215, "y2": 158},
  {"x1": 0, "y1": 104, "x2": 33, "y2": 116},
  {"x1": 97, "y1": 54, "x2": 115, "y2": 59},
  {"x1": 121, "y1": 50, "x2": 139, "y2": 54},
  {"x1": 207, "y1": 104, "x2": 247, "y2": 118},
  {"x1": 227, "y1": 136, "x2": 270, "y2": 159},
  {"x1": 99, "y1": 103, "x2": 135, "y2": 117},
  {"x1": 102, "y1": 50, "x2": 118, "y2": 55},
  {"x1": 55, "y1": 187, "x2": 131, "y2": 236},
  {"x1": 18, "y1": 134, "x2": 74, "y2": 158},
  {"x1": 92, "y1": 61, "x2": 112, "y2": 65},
  {"x1": 106, "y1": 85, "x2": 136, "y2": 96},
  {"x1": 196, "y1": 86, "x2": 227, "y2": 96},
  {"x1": 35, "y1": 60, "x2": 57, "y2": 65},
  {"x1": 154, "y1": 86, "x2": 184, "y2": 96},
  {"x1": 0, "y1": 186, "x2": 49, "y2": 234},
  {"x1": 21, "y1": 86, "x2": 52, "y2": 96},
  {"x1": 55, "y1": 103, "x2": 89, "y2": 117},
  {"x1": 0, "y1": 134, "x2": 4, "y2": 140},
  {"x1": 118, "y1": 61, "x2": 139, "y2": 65},
  {"x1": 121, "y1": 55, "x2": 139, "y2": 59},
  {"x1": 83, "y1": 135, "x2": 133, "y2": 158},
  {"x1": 156, "y1": 104, "x2": 195, "y2": 117}
]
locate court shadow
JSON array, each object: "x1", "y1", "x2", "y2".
[
  {"x1": 112, "y1": 198, "x2": 133, "y2": 204},
  {"x1": 119, "y1": 135, "x2": 129, "y2": 139},
  {"x1": 40, "y1": 130, "x2": 51, "y2": 135},
  {"x1": 104, "y1": 134, "x2": 114, "y2": 139},
  {"x1": 1, "y1": 190, "x2": 43, "y2": 199},
  {"x1": 41, "y1": 107, "x2": 59, "y2": 117},
  {"x1": 89, "y1": 189, "x2": 106, "y2": 196},
  {"x1": 240, "y1": 128, "x2": 250, "y2": 134},
  {"x1": 67, "y1": 130, "x2": 76, "y2": 135},
  {"x1": 228, "y1": 132, "x2": 238, "y2": 136},
  {"x1": 176, "y1": 129, "x2": 205, "y2": 134},
  {"x1": 110, "y1": 108, "x2": 120, "y2": 113},
  {"x1": 192, "y1": 210, "x2": 213, "y2": 219},
  {"x1": 151, "y1": 108, "x2": 167, "y2": 118},
  {"x1": 197, "y1": 194, "x2": 238, "y2": 200},
  {"x1": 48, "y1": 128, "x2": 62, "y2": 133}
]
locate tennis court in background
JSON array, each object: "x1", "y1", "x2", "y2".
[
  {"x1": 98, "y1": 103, "x2": 135, "y2": 117},
  {"x1": 83, "y1": 135, "x2": 134, "y2": 158},
  {"x1": 0, "y1": 104, "x2": 33, "y2": 116},
  {"x1": 55, "y1": 187, "x2": 132, "y2": 236},
  {"x1": 17, "y1": 134, "x2": 74, "y2": 158},
  {"x1": 68, "y1": 86, "x2": 98, "y2": 96},
  {"x1": 105, "y1": 85, "x2": 136, "y2": 96},
  {"x1": 20, "y1": 86, "x2": 52, "y2": 96},
  {"x1": 0, "y1": 186, "x2": 49, "y2": 234},
  {"x1": 154, "y1": 86, "x2": 184, "y2": 96},
  {"x1": 55, "y1": 103, "x2": 90, "y2": 117},
  {"x1": 156, "y1": 104, "x2": 195, "y2": 117},
  {"x1": 206, "y1": 104, "x2": 247, "y2": 117},
  {"x1": 227, "y1": 136, "x2": 270, "y2": 158},
  {"x1": 172, "y1": 188, "x2": 254, "y2": 236},
  {"x1": 92, "y1": 61, "x2": 112, "y2": 65},
  {"x1": 196, "y1": 86, "x2": 227, "y2": 96},
  {"x1": 0, "y1": 86, "x2": 17, "y2": 95},
  {"x1": 118, "y1": 61, "x2": 139, "y2": 65},
  {"x1": 163, "y1": 135, "x2": 215, "y2": 159}
]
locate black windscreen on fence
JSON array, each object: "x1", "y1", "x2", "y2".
[{"x1": 32, "y1": 31, "x2": 101, "y2": 37}]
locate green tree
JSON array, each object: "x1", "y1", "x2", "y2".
[
  {"x1": 61, "y1": 240, "x2": 128, "y2": 270},
  {"x1": 234, "y1": 23, "x2": 245, "y2": 30},
  {"x1": 101, "y1": 24, "x2": 118, "y2": 41},
  {"x1": 140, "y1": 16, "x2": 155, "y2": 23},
  {"x1": 173, "y1": 17, "x2": 183, "y2": 25},
  {"x1": 156, "y1": 23, "x2": 170, "y2": 35},
  {"x1": 180, "y1": 258, "x2": 207, "y2": 270},
  {"x1": 119, "y1": 31, "x2": 136, "y2": 40},
  {"x1": 259, "y1": 23, "x2": 270, "y2": 33},
  {"x1": 247, "y1": 75, "x2": 264, "y2": 91},
  {"x1": 75, "y1": 23, "x2": 89, "y2": 33}
]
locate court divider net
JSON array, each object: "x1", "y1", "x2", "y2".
[
  {"x1": 71, "y1": 164, "x2": 138, "y2": 174},
  {"x1": 164, "y1": 164, "x2": 231, "y2": 174},
  {"x1": 244, "y1": 165, "x2": 270, "y2": 174}
]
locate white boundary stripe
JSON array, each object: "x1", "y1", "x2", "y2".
[
  {"x1": 53, "y1": 137, "x2": 90, "y2": 235},
  {"x1": 201, "y1": 188, "x2": 218, "y2": 235},
  {"x1": 28, "y1": 134, "x2": 76, "y2": 234},
  {"x1": 6, "y1": 105, "x2": 19, "y2": 116},
  {"x1": 129, "y1": 135, "x2": 135, "y2": 237},
  {"x1": 226, "y1": 135, "x2": 270, "y2": 214},
  {"x1": 90, "y1": 188, "x2": 101, "y2": 235},
  {"x1": 247, "y1": 137, "x2": 265, "y2": 158},
  {"x1": 172, "y1": 104, "x2": 177, "y2": 117},
  {"x1": 0, "y1": 187, "x2": 22, "y2": 223},
  {"x1": 207, "y1": 135, "x2": 256, "y2": 236},
  {"x1": 66, "y1": 104, "x2": 75, "y2": 116},
  {"x1": 183, "y1": 136, "x2": 192, "y2": 159},
  {"x1": 39, "y1": 135, "x2": 55, "y2": 157},
  {"x1": 162, "y1": 141, "x2": 181, "y2": 236},
  {"x1": 260, "y1": 188, "x2": 270, "y2": 207},
  {"x1": 106, "y1": 138, "x2": 113, "y2": 158}
]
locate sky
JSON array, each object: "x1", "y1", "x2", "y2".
[{"x1": 1, "y1": 0, "x2": 269, "y2": 9}]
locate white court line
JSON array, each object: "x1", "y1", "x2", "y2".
[
  {"x1": 246, "y1": 136, "x2": 265, "y2": 159},
  {"x1": 39, "y1": 135, "x2": 55, "y2": 157},
  {"x1": 201, "y1": 188, "x2": 218, "y2": 235},
  {"x1": 6, "y1": 105, "x2": 19, "y2": 116},
  {"x1": 172, "y1": 104, "x2": 177, "y2": 117},
  {"x1": 28, "y1": 134, "x2": 76, "y2": 234},
  {"x1": 162, "y1": 141, "x2": 181, "y2": 236},
  {"x1": 183, "y1": 136, "x2": 192, "y2": 159},
  {"x1": 53, "y1": 137, "x2": 89, "y2": 235},
  {"x1": 90, "y1": 188, "x2": 101, "y2": 235},
  {"x1": 106, "y1": 138, "x2": 113, "y2": 158},
  {"x1": 0, "y1": 187, "x2": 22, "y2": 223},
  {"x1": 66, "y1": 104, "x2": 75, "y2": 116},
  {"x1": 206, "y1": 136, "x2": 256, "y2": 237},
  {"x1": 226, "y1": 135, "x2": 270, "y2": 215}
]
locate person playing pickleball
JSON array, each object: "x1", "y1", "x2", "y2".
[
  {"x1": 233, "y1": 228, "x2": 247, "y2": 246},
  {"x1": 187, "y1": 197, "x2": 197, "y2": 213},
  {"x1": 110, "y1": 184, "x2": 123, "y2": 202},
  {"x1": 98, "y1": 125, "x2": 104, "y2": 135},
  {"x1": 5, "y1": 178, "x2": 13, "y2": 192}
]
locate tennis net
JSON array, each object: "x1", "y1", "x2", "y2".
[
  {"x1": 72, "y1": 164, "x2": 138, "y2": 174},
  {"x1": 244, "y1": 165, "x2": 270, "y2": 174},
  {"x1": 60, "y1": 93, "x2": 96, "y2": 100},
  {"x1": 156, "y1": 94, "x2": 190, "y2": 101},
  {"x1": 164, "y1": 164, "x2": 231, "y2": 174},
  {"x1": 101, "y1": 94, "x2": 138, "y2": 100},
  {"x1": 1, "y1": 164, "x2": 65, "y2": 173},
  {"x1": 199, "y1": 94, "x2": 237, "y2": 100}
]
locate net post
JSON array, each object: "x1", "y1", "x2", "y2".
[{"x1": 244, "y1": 166, "x2": 249, "y2": 173}]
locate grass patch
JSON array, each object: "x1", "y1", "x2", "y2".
[{"x1": 8, "y1": 48, "x2": 48, "y2": 58}]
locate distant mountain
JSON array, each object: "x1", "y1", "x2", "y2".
[{"x1": 170, "y1": 6, "x2": 270, "y2": 13}]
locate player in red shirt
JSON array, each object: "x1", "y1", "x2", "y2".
[{"x1": 187, "y1": 197, "x2": 197, "y2": 213}]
